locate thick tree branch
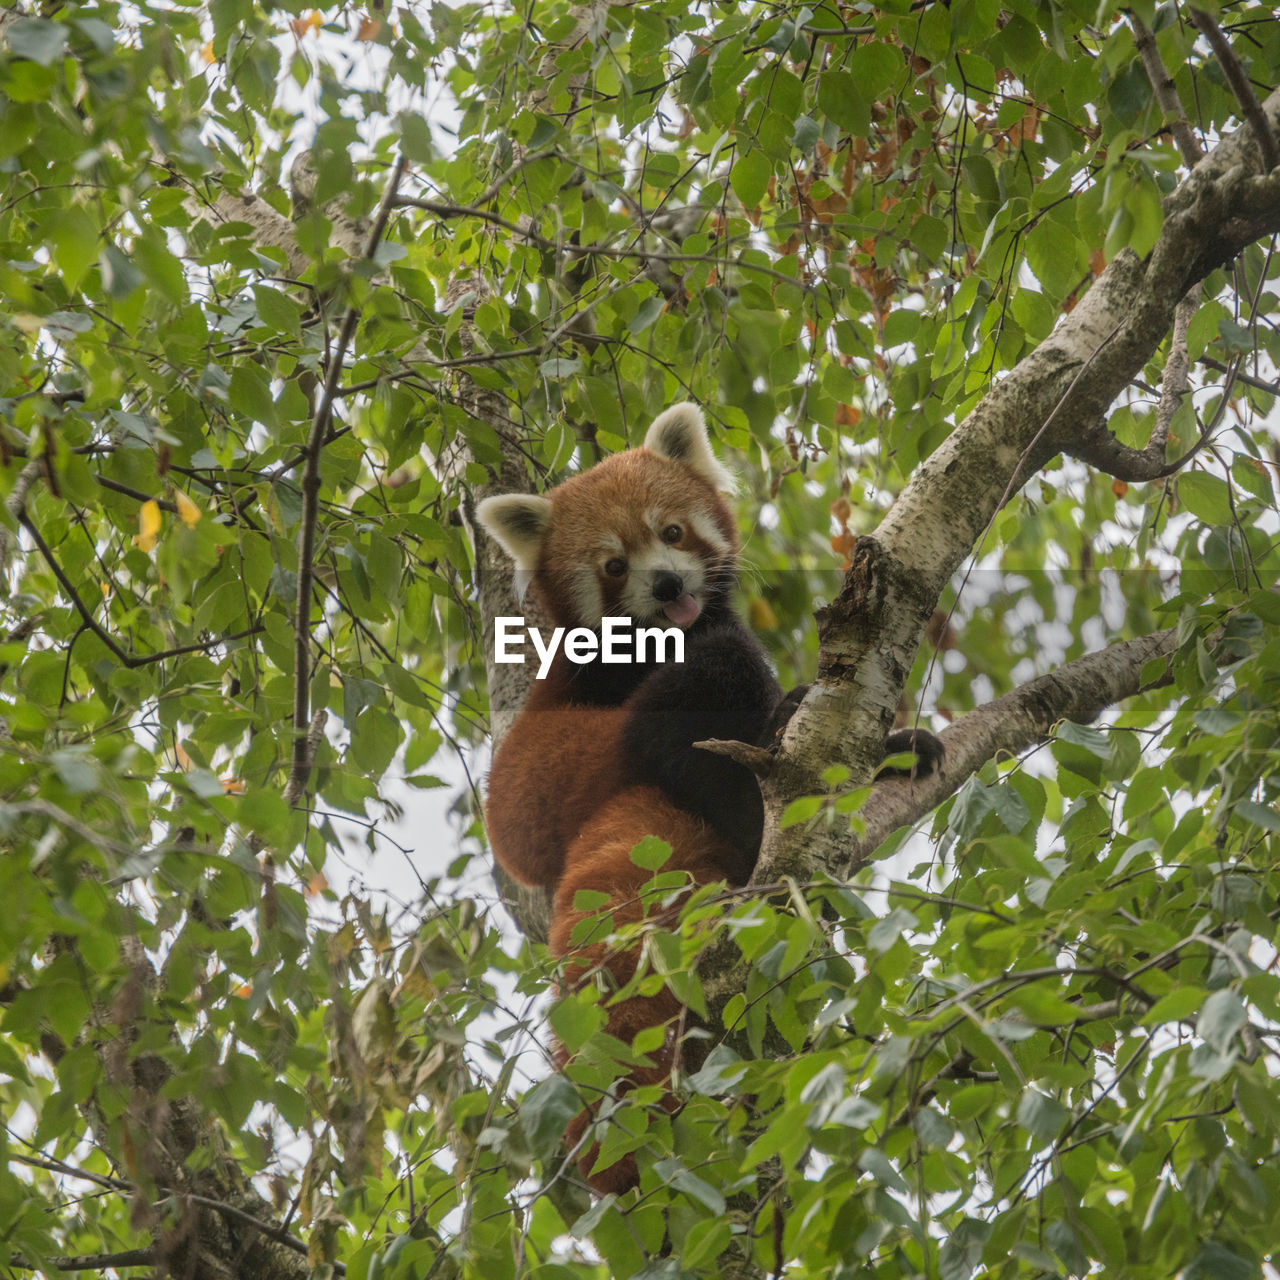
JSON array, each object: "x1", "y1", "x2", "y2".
[
  {"x1": 1068, "y1": 349, "x2": 1239, "y2": 481},
  {"x1": 841, "y1": 627, "x2": 1178, "y2": 874},
  {"x1": 184, "y1": 187, "x2": 315, "y2": 278},
  {"x1": 755, "y1": 88, "x2": 1280, "y2": 885}
]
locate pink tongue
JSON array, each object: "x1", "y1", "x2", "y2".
[{"x1": 663, "y1": 593, "x2": 701, "y2": 628}]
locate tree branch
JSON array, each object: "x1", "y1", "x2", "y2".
[
  {"x1": 1131, "y1": 13, "x2": 1204, "y2": 167},
  {"x1": 15, "y1": 1110, "x2": 328, "y2": 1275},
  {"x1": 1067, "y1": 350, "x2": 1238, "y2": 481},
  {"x1": 1132, "y1": 12, "x2": 1203, "y2": 461},
  {"x1": 472, "y1": 147, "x2": 562, "y2": 206},
  {"x1": 693, "y1": 737, "x2": 778, "y2": 778},
  {"x1": 395, "y1": 196, "x2": 816, "y2": 291},
  {"x1": 1189, "y1": 7, "x2": 1280, "y2": 173},
  {"x1": 841, "y1": 627, "x2": 1178, "y2": 875},
  {"x1": 17, "y1": 511, "x2": 264, "y2": 667},
  {"x1": 287, "y1": 154, "x2": 407, "y2": 804},
  {"x1": 9, "y1": 1248, "x2": 156, "y2": 1272}
]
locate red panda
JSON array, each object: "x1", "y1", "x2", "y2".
[
  {"x1": 477, "y1": 403, "x2": 942, "y2": 1194},
  {"x1": 478, "y1": 403, "x2": 787, "y2": 1193}
]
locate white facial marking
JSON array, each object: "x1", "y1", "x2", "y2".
[
  {"x1": 568, "y1": 572, "x2": 604, "y2": 627},
  {"x1": 687, "y1": 510, "x2": 731, "y2": 555}
]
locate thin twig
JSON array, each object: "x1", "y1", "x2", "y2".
[
  {"x1": 1189, "y1": 7, "x2": 1280, "y2": 172},
  {"x1": 288, "y1": 153, "x2": 408, "y2": 804},
  {"x1": 1199, "y1": 354, "x2": 1280, "y2": 395},
  {"x1": 473, "y1": 147, "x2": 560, "y2": 207},
  {"x1": 12, "y1": 1152, "x2": 341, "y2": 1273},
  {"x1": 93, "y1": 474, "x2": 180, "y2": 513},
  {"x1": 8, "y1": 1249, "x2": 156, "y2": 1272}
]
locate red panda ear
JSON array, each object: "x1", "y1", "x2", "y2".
[
  {"x1": 643, "y1": 402, "x2": 734, "y2": 492},
  {"x1": 475, "y1": 494, "x2": 552, "y2": 572}
]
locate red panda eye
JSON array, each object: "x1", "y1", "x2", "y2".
[
  {"x1": 661, "y1": 524, "x2": 682, "y2": 544},
  {"x1": 604, "y1": 557, "x2": 627, "y2": 577}
]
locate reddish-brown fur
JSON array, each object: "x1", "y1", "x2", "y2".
[
  {"x1": 549, "y1": 788, "x2": 739, "y2": 1194},
  {"x1": 485, "y1": 702, "x2": 628, "y2": 888}
]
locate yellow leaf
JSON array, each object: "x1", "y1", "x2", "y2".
[
  {"x1": 200, "y1": 40, "x2": 215, "y2": 63},
  {"x1": 174, "y1": 489, "x2": 201, "y2": 528},
  {"x1": 135, "y1": 499, "x2": 161, "y2": 552},
  {"x1": 748, "y1": 596, "x2": 779, "y2": 630}
]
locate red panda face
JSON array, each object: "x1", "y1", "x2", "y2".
[{"x1": 477, "y1": 404, "x2": 739, "y2": 631}]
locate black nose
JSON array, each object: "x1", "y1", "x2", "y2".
[{"x1": 652, "y1": 571, "x2": 684, "y2": 602}]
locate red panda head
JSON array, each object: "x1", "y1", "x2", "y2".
[{"x1": 477, "y1": 403, "x2": 739, "y2": 631}]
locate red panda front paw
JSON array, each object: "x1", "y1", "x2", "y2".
[
  {"x1": 877, "y1": 727, "x2": 945, "y2": 780},
  {"x1": 760, "y1": 683, "x2": 810, "y2": 746}
]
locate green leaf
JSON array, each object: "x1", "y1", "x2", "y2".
[
  {"x1": 1016, "y1": 1088, "x2": 1068, "y2": 1141},
  {"x1": 629, "y1": 836, "x2": 673, "y2": 871},
  {"x1": 1142, "y1": 986, "x2": 1207, "y2": 1026},
  {"x1": 1236, "y1": 800, "x2": 1280, "y2": 832},
  {"x1": 867, "y1": 908, "x2": 916, "y2": 953},
  {"x1": 629, "y1": 296, "x2": 666, "y2": 334},
  {"x1": 1180, "y1": 1242, "x2": 1257, "y2": 1280},
  {"x1": 858, "y1": 1146, "x2": 907, "y2": 1191},
  {"x1": 100, "y1": 245, "x2": 142, "y2": 299},
  {"x1": 652, "y1": 1157, "x2": 726, "y2": 1213},
  {"x1": 521, "y1": 1074, "x2": 582, "y2": 1160},
  {"x1": 50, "y1": 207, "x2": 99, "y2": 291},
  {"x1": 1197, "y1": 988, "x2": 1247, "y2": 1053},
  {"x1": 850, "y1": 41, "x2": 903, "y2": 100},
  {"x1": 731, "y1": 149, "x2": 771, "y2": 209},
  {"x1": 780, "y1": 794, "x2": 824, "y2": 828},
  {"x1": 817, "y1": 70, "x2": 868, "y2": 136},
  {"x1": 1178, "y1": 471, "x2": 1233, "y2": 525},
  {"x1": 5, "y1": 17, "x2": 68, "y2": 65}
]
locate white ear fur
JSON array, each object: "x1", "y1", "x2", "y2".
[
  {"x1": 642, "y1": 402, "x2": 734, "y2": 492},
  {"x1": 475, "y1": 494, "x2": 553, "y2": 572}
]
